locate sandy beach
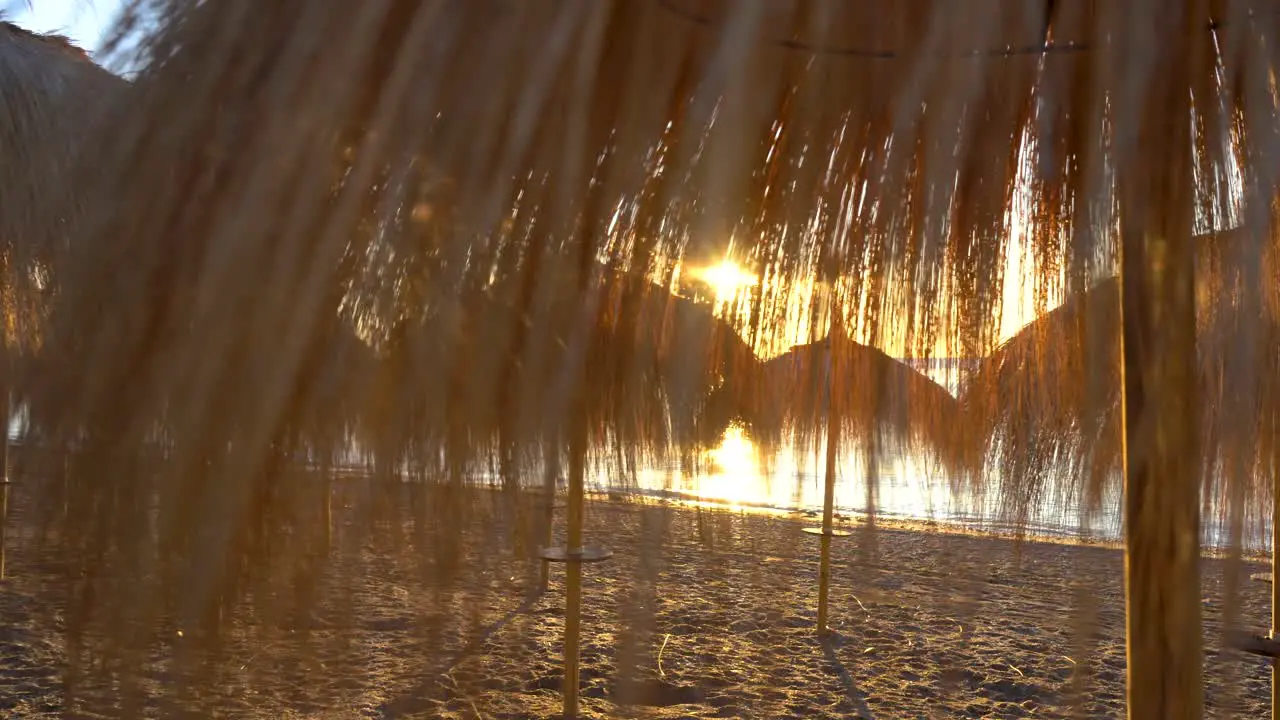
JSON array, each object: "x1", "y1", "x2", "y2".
[{"x1": 0, "y1": 479, "x2": 1273, "y2": 719}]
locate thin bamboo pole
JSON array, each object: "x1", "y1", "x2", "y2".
[
  {"x1": 805, "y1": 317, "x2": 849, "y2": 635},
  {"x1": 540, "y1": 437, "x2": 560, "y2": 592},
  {"x1": 1272, "y1": 439, "x2": 1279, "y2": 716},
  {"x1": 2, "y1": 388, "x2": 8, "y2": 479},
  {"x1": 538, "y1": 413, "x2": 611, "y2": 719},
  {"x1": 861, "y1": 362, "x2": 881, "y2": 572},
  {"x1": 563, "y1": 417, "x2": 586, "y2": 719},
  {"x1": 1117, "y1": 5, "x2": 1203, "y2": 713},
  {"x1": 0, "y1": 477, "x2": 7, "y2": 581},
  {"x1": 321, "y1": 450, "x2": 333, "y2": 548},
  {"x1": 816, "y1": 361, "x2": 838, "y2": 636},
  {"x1": 0, "y1": 388, "x2": 10, "y2": 581}
]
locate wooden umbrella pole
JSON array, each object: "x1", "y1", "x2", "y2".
[
  {"x1": 540, "y1": 436, "x2": 560, "y2": 592},
  {"x1": 1117, "y1": 7, "x2": 1204, "y2": 713},
  {"x1": 563, "y1": 417, "x2": 586, "y2": 718},
  {"x1": 1118, "y1": 146, "x2": 1204, "y2": 719},
  {"x1": 817, "y1": 354, "x2": 838, "y2": 636},
  {"x1": 0, "y1": 472, "x2": 7, "y2": 581},
  {"x1": 1272, "y1": 430, "x2": 1279, "y2": 715},
  {"x1": 0, "y1": 387, "x2": 10, "y2": 581},
  {"x1": 805, "y1": 315, "x2": 849, "y2": 635},
  {"x1": 2, "y1": 386, "x2": 9, "y2": 482},
  {"x1": 320, "y1": 448, "x2": 333, "y2": 548},
  {"x1": 819, "y1": 412, "x2": 839, "y2": 630},
  {"x1": 538, "y1": 410, "x2": 611, "y2": 719},
  {"x1": 822, "y1": 328, "x2": 839, "y2": 536}
]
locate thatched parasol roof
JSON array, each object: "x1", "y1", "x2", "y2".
[
  {"x1": 0, "y1": 21, "x2": 123, "y2": 247},
  {"x1": 33, "y1": 0, "x2": 1270, "y2": 452},
  {"x1": 959, "y1": 226, "x2": 1280, "y2": 532},
  {"x1": 19, "y1": 1, "x2": 1280, "y2": 697},
  {"x1": 0, "y1": 22, "x2": 124, "y2": 362},
  {"x1": 729, "y1": 326, "x2": 965, "y2": 471},
  {"x1": 350, "y1": 254, "x2": 758, "y2": 478},
  {"x1": 957, "y1": 275, "x2": 1124, "y2": 524}
]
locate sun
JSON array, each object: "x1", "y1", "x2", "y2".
[{"x1": 690, "y1": 259, "x2": 758, "y2": 304}]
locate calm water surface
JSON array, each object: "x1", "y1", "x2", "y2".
[
  {"x1": 7, "y1": 359, "x2": 1259, "y2": 551},
  {"x1": 617, "y1": 363, "x2": 1266, "y2": 552}
]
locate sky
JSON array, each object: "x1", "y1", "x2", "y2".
[{"x1": 7, "y1": 0, "x2": 118, "y2": 55}]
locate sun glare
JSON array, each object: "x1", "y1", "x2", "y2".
[
  {"x1": 707, "y1": 424, "x2": 759, "y2": 476},
  {"x1": 691, "y1": 259, "x2": 758, "y2": 305},
  {"x1": 694, "y1": 424, "x2": 767, "y2": 506}
]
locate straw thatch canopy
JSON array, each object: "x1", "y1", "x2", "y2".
[
  {"x1": 0, "y1": 22, "x2": 124, "y2": 384},
  {"x1": 0, "y1": 21, "x2": 122, "y2": 253},
  {"x1": 15, "y1": 3, "x2": 1280, "y2": 701},
  {"x1": 730, "y1": 325, "x2": 964, "y2": 469},
  {"x1": 33, "y1": 0, "x2": 1268, "y2": 453},
  {"x1": 960, "y1": 226, "x2": 1280, "y2": 533},
  {"x1": 350, "y1": 253, "x2": 757, "y2": 480}
]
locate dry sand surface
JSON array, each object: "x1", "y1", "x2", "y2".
[{"x1": 0, "y1": 479, "x2": 1274, "y2": 718}]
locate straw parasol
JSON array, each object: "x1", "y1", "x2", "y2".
[
  {"x1": 957, "y1": 275, "x2": 1124, "y2": 525},
  {"x1": 959, "y1": 225, "x2": 1280, "y2": 540},
  {"x1": 29, "y1": 4, "x2": 1259, "y2": 453},
  {"x1": 351, "y1": 249, "x2": 758, "y2": 480},
  {"x1": 0, "y1": 21, "x2": 123, "y2": 256},
  {"x1": 0, "y1": 22, "x2": 125, "y2": 407},
  {"x1": 20, "y1": 1, "x2": 1280, "y2": 715},
  {"x1": 731, "y1": 323, "x2": 965, "y2": 471}
]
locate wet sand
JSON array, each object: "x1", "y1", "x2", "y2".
[{"x1": 0, "y1": 482, "x2": 1273, "y2": 718}]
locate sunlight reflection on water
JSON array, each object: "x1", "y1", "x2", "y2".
[
  {"x1": 611, "y1": 363, "x2": 1256, "y2": 550},
  {"x1": 631, "y1": 423, "x2": 956, "y2": 518},
  {"x1": 617, "y1": 364, "x2": 1122, "y2": 540},
  {"x1": 618, "y1": 422, "x2": 1267, "y2": 551}
]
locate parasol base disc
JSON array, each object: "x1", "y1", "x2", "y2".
[
  {"x1": 527, "y1": 494, "x2": 565, "y2": 511},
  {"x1": 802, "y1": 527, "x2": 852, "y2": 537},
  {"x1": 539, "y1": 546, "x2": 613, "y2": 563},
  {"x1": 1229, "y1": 629, "x2": 1280, "y2": 658}
]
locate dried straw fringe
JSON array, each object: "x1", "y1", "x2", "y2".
[{"x1": 2, "y1": 0, "x2": 1279, "y2": 707}]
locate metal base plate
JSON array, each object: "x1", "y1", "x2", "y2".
[
  {"x1": 1229, "y1": 630, "x2": 1280, "y2": 658},
  {"x1": 528, "y1": 495, "x2": 566, "y2": 511},
  {"x1": 802, "y1": 527, "x2": 852, "y2": 537},
  {"x1": 539, "y1": 546, "x2": 613, "y2": 563}
]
